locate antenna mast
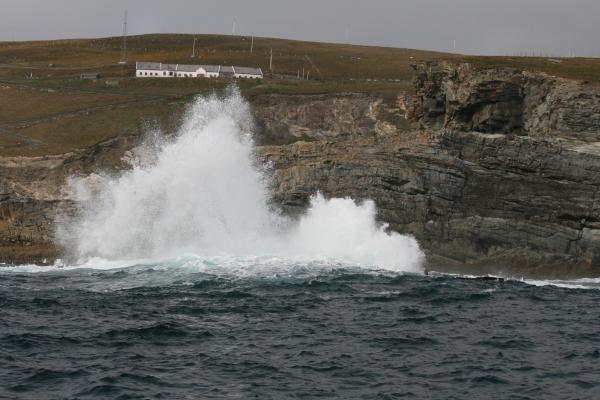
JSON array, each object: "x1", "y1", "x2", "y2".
[
  {"x1": 119, "y1": 10, "x2": 128, "y2": 64},
  {"x1": 250, "y1": 33, "x2": 254, "y2": 53},
  {"x1": 269, "y1": 48, "x2": 273, "y2": 71}
]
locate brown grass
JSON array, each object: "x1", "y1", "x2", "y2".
[
  {"x1": 0, "y1": 85, "x2": 139, "y2": 123},
  {"x1": 0, "y1": 33, "x2": 598, "y2": 158},
  {"x1": 1, "y1": 34, "x2": 598, "y2": 82},
  {"x1": 4, "y1": 99, "x2": 186, "y2": 157}
]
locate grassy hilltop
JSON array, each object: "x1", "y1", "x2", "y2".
[{"x1": 0, "y1": 33, "x2": 599, "y2": 156}]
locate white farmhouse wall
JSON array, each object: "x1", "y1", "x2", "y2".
[
  {"x1": 136, "y1": 69, "x2": 176, "y2": 78},
  {"x1": 234, "y1": 73, "x2": 263, "y2": 79}
]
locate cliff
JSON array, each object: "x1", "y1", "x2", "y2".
[
  {"x1": 0, "y1": 136, "x2": 136, "y2": 264},
  {"x1": 256, "y1": 63, "x2": 600, "y2": 278},
  {"x1": 3, "y1": 62, "x2": 600, "y2": 278}
]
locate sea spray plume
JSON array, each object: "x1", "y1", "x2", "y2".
[
  {"x1": 289, "y1": 194, "x2": 424, "y2": 270},
  {"x1": 58, "y1": 88, "x2": 274, "y2": 259},
  {"x1": 57, "y1": 89, "x2": 424, "y2": 272}
]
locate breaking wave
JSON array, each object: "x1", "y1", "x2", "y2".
[{"x1": 57, "y1": 89, "x2": 424, "y2": 273}]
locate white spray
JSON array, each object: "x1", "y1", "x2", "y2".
[{"x1": 58, "y1": 89, "x2": 424, "y2": 273}]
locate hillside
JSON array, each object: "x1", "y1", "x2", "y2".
[
  {"x1": 0, "y1": 33, "x2": 599, "y2": 157},
  {"x1": 2, "y1": 33, "x2": 600, "y2": 81}
]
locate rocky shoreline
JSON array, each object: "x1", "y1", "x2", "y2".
[{"x1": 2, "y1": 62, "x2": 600, "y2": 278}]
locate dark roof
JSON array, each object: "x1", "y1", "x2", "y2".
[
  {"x1": 162, "y1": 64, "x2": 178, "y2": 71},
  {"x1": 219, "y1": 66, "x2": 235, "y2": 74},
  {"x1": 201, "y1": 65, "x2": 220, "y2": 73},
  {"x1": 177, "y1": 64, "x2": 200, "y2": 72},
  {"x1": 136, "y1": 62, "x2": 162, "y2": 70}
]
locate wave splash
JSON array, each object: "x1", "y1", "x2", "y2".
[{"x1": 57, "y1": 89, "x2": 424, "y2": 273}]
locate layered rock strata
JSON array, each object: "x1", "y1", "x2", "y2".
[{"x1": 258, "y1": 63, "x2": 600, "y2": 278}]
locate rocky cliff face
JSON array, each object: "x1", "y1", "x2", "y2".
[
  {"x1": 3, "y1": 62, "x2": 600, "y2": 278},
  {"x1": 250, "y1": 93, "x2": 410, "y2": 143},
  {"x1": 412, "y1": 62, "x2": 600, "y2": 140},
  {"x1": 0, "y1": 136, "x2": 137, "y2": 264},
  {"x1": 257, "y1": 63, "x2": 600, "y2": 278}
]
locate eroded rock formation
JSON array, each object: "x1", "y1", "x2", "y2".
[{"x1": 258, "y1": 63, "x2": 600, "y2": 278}]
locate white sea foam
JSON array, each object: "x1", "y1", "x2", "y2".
[
  {"x1": 424, "y1": 272, "x2": 600, "y2": 291},
  {"x1": 522, "y1": 278, "x2": 600, "y2": 290},
  {"x1": 54, "y1": 89, "x2": 424, "y2": 274}
]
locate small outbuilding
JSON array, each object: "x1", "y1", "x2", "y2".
[
  {"x1": 233, "y1": 66, "x2": 263, "y2": 79},
  {"x1": 80, "y1": 73, "x2": 100, "y2": 80}
]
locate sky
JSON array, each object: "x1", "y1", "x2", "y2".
[{"x1": 1, "y1": 0, "x2": 599, "y2": 57}]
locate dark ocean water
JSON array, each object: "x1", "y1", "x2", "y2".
[{"x1": 1, "y1": 264, "x2": 600, "y2": 400}]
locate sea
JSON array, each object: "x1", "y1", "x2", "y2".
[
  {"x1": 1, "y1": 262, "x2": 600, "y2": 399},
  {"x1": 1, "y1": 90, "x2": 599, "y2": 399}
]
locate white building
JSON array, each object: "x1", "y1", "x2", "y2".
[
  {"x1": 233, "y1": 66, "x2": 263, "y2": 79},
  {"x1": 135, "y1": 62, "x2": 203, "y2": 78},
  {"x1": 136, "y1": 62, "x2": 263, "y2": 79}
]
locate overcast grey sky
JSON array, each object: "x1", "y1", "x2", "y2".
[{"x1": 2, "y1": 0, "x2": 599, "y2": 57}]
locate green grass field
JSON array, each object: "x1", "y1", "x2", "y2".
[{"x1": 0, "y1": 33, "x2": 598, "y2": 157}]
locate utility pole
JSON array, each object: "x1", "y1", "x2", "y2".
[
  {"x1": 269, "y1": 48, "x2": 273, "y2": 71},
  {"x1": 119, "y1": 10, "x2": 128, "y2": 64},
  {"x1": 250, "y1": 33, "x2": 254, "y2": 53},
  {"x1": 191, "y1": 37, "x2": 197, "y2": 58}
]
